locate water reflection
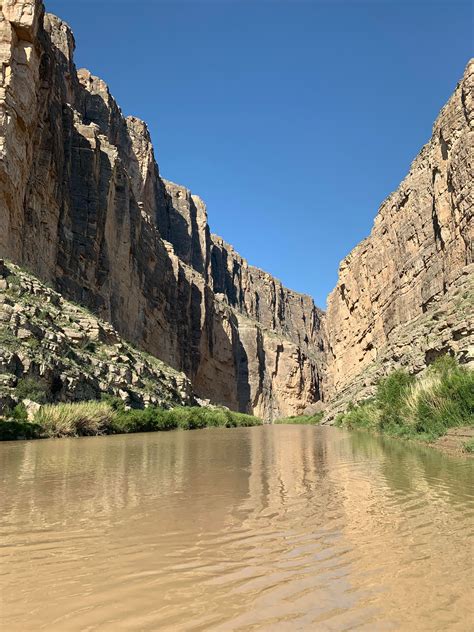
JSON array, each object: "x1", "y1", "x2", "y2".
[{"x1": 0, "y1": 426, "x2": 472, "y2": 630}]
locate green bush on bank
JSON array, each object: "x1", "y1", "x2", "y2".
[
  {"x1": 0, "y1": 402, "x2": 262, "y2": 440},
  {"x1": 274, "y1": 412, "x2": 324, "y2": 425},
  {"x1": 0, "y1": 419, "x2": 42, "y2": 441},
  {"x1": 463, "y1": 439, "x2": 474, "y2": 453},
  {"x1": 14, "y1": 377, "x2": 50, "y2": 404},
  {"x1": 335, "y1": 356, "x2": 474, "y2": 442},
  {"x1": 110, "y1": 406, "x2": 261, "y2": 434}
]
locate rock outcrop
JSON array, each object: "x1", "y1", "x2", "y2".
[
  {"x1": 323, "y1": 60, "x2": 473, "y2": 417},
  {"x1": 0, "y1": 260, "x2": 195, "y2": 414},
  {"x1": 0, "y1": 0, "x2": 325, "y2": 420}
]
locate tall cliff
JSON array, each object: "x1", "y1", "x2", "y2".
[
  {"x1": 324, "y1": 59, "x2": 473, "y2": 415},
  {"x1": 0, "y1": 0, "x2": 471, "y2": 422},
  {"x1": 0, "y1": 0, "x2": 325, "y2": 420}
]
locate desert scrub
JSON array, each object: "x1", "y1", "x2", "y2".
[
  {"x1": 336, "y1": 356, "x2": 474, "y2": 442},
  {"x1": 0, "y1": 419, "x2": 42, "y2": 441},
  {"x1": 110, "y1": 406, "x2": 262, "y2": 434},
  {"x1": 0, "y1": 402, "x2": 262, "y2": 440},
  {"x1": 274, "y1": 412, "x2": 324, "y2": 425},
  {"x1": 34, "y1": 401, "x2": 117, "y2": 437}
]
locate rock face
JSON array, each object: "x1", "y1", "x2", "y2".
[
  {"x1": 323, "y1": 59, "x2": 473, "y2": 417},
  {"x1": 0, "y1": 0, "x2": 325, "y2": 420},
  {"x1": 0, "y1": 260, "x2": 195, "y2": 414}
]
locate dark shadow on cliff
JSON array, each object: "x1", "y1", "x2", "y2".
[{"x1": 28, "y1": 35, "x2": 253, "y2": 414}]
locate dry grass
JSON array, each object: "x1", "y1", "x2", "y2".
[
  {"x1": 404, "y1": 372, "x2": 443, "y2": 426},
  {"x1": 35, "y1": 401, "x2": 116, "y2": 437},
  {"x1": 336, "y1": 356, "x2": 474, "y2": 442}
]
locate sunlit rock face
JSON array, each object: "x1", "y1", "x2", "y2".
[
  {"x1": 0, "y1": 0, "x2": 325, "y2": 419},
  {"x1": 323, "y1": 60, "x2": 473, "y2": 417}
]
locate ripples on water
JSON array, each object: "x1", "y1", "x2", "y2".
[{"x1": 0, "y1": 426, "x2": 473, "y2": 631}]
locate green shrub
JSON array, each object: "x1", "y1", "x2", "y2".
[
  {"x1": 463, "y1": 439, "x2": 474, "y2": 454},
  {"x1": 15, "y1": 377, "x2": 49, "y2": 404},
  {"x1": 109, "y1": 406, "x2": 261, "y2": 434},
  {"x1": 274, "y1": 412, "x2": 324, "y2": 425},
  {"x1": 376, "y1": 370, "x2": 414, "y2": 430},
  {"x1": 101, "y1": 394, "x2": 126, "y2": 412},
  {"x1": 10, "y1": 403, "x2": 28, "y2": 422},
  {"x1": 0, "y1": 420, "x2": 42, "y2": 441},
  {"x1": 166, "y1": 406, "x2": 208, "y2": 430},
  {"x1": 111, "y1": 407, "x2": 177, "y2": 433},
  {"x1": 202, "y1": 408, "x2": 230, "y2": 427},
  {"x1": 34, "y1": 401, "x2": 116, "y2": 437},
  {"x1": 335, "y1": 357, "x2": 474, "y2": 443},
  {"x1": 223, "y1": 410, "x2": 261, "y2": 427}
]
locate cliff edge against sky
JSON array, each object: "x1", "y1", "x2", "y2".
[
  {"x1": 0, "y1": 0, "x2": 471, "y2": 420},
  {"x1": 0, "y1": 0, "x2": 325, "y2": 420}
]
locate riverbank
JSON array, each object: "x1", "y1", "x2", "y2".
[
  {"x1": 278, "y1": 356, "x2": 474, "y2": 457},
  {"x1": 0, "y1": 401, "x2": 262, "y2": 441},
  {"x1": 274, "y1": 413, "x2": 323, "y2": 425}
]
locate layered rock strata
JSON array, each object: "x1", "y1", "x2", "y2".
[
  {"x1": 0, "y1": 0, "x2": 325, "y2": 419},
  {"x1": 323, "y1": 60, "x2": 473, "y2": 417}
]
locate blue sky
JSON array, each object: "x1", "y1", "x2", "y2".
[{"x1": 46, "y1": 0, "x2": 472, "y2": 308}]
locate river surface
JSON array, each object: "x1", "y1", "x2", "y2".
[{"x1": 0, "y1": 426, "x2": 473, "y2": 631}]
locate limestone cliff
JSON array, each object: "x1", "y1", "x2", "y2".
[
  {"x1": 0, "y1": 0, "x2": 325, "y2": 420},
  {"x1": 323, "y1": 60, "x2": 473, "y2": 417}
]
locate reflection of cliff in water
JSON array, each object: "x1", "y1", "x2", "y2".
[{"x1": 0, "y1": 427, "x2": 472, "y2": 631}]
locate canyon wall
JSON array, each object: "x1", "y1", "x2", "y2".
[
  {"x1": 0, "y1": 0, "x2": 325, "y2": 420},
  {"x1": 323, "y1": 59, "x2": 473, "y2": 416},
  {"x1": 0, "y1": 0, "x2": 471, "y2": 421}
]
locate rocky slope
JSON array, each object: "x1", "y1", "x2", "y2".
[
  {"x1": 0, "y1": 0, "x2": 325, "y2": 420},
  {"x1": 323, "y1": 59, "x2": 473, "y2": 418},
  {"x1": 0, "y1": 260, "x2": 195, "y2": 415}
]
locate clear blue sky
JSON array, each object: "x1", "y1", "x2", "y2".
[{"x1": 46, "y1": 0, "x2": 472, "y2": 308}]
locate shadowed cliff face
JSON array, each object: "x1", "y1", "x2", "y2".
[{"x1": 0, "y1": 0, "x2": 325, "y2": 420}]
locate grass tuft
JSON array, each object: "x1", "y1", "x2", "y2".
[
  {"x1": 463, "y1": 439, "x2": 474, "y2": 453},
  {"x1": 34, "y1": 401, "x2": 117, "y2": 437},
  {"x1": 335, "y1": 356, "x2": 474, "y2": 442}
]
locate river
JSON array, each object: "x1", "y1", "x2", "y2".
[{"x1": 0, "y1": 425, "x2": 472, "y2": 630}]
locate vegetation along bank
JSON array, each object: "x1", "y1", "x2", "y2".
[{"x1": 280, "y1": 357, "x2": 474, "y2": 456}]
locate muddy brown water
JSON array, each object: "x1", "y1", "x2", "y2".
[{"x1": 0, "y1": 425, "x2": 473, "y2": 631}]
